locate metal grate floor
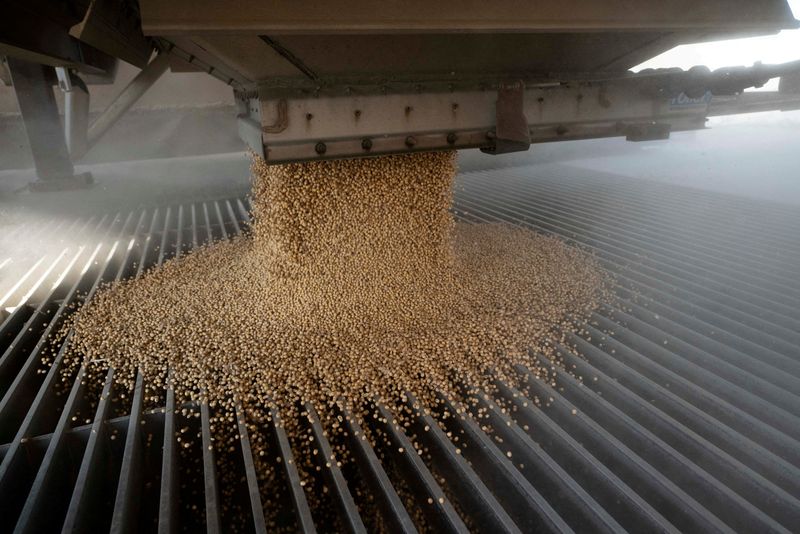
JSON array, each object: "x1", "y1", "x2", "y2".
[{"x1": 0, "y1": 166, "x2": 798, "y2": 533}]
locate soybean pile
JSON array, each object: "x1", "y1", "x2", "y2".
[{"x1": 60, "y1": 151, "x2": 609, "y2": 527}]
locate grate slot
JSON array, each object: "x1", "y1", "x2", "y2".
[
  {"x1": 373, "y1": 402, "x2": 468, "y2": 533},
  {"x1": 271, "y1": 407, "x2": 317, "y2": 533},
  {"x1": 111, "y1": 372, "x2": 145, "y2": 534},
  {"x1": 592, "y1": 311, "x2": 800, "y2": 440},
  {"x1": 62, "y1": 368, "x2": 118, "y2": 533},
  {"x1": 454, "y1": 195, "x2": 800, "y2": 352},
  {"x1": 200, "y1": 402, "x2": 222, "y2": 533},
  {"x1": 534, "y1": 350, "x2": 791, "y2": 533},
  {"x1": 602, "y1": 304, "x2": 800, "y2": 412},
  {"x1": 491, "y1": 380, "x2": 676, "y2": 533},
  {"x1": 341, "y1": 406, "x2": 417, "y2": 534},
  {"x1": 157, "y1": 386, "x2": 179, "y2": 534},
  {"x1": 436, "y1": 392, "x2": 572, "y2": 533},
  {"x1": 613, "y1": 285, "x2": 800, "y2": 379},
  {"x1": 404, "y1": 393, "x2": 521, "y2": 533},
  {"x1": 478, "y1": 174, "x2": 800, "y2": 304},
  {"x1": 569, "y1": 327, "x2": 800, "y2": 475},
  {"x1": 455, "y1": 189, "x2": 800, "y2": 330},
  {"x1": 12, "y1": 365, "x2": 89, "y2": 533},
  {"x1": 304, "y1": 403, "x2": 367, "y2": 534},
  {"x1": 233, "y1": 404, "x2": 268, "y2": 534},
  {"x1": 472, "y1": 390, "x2": 622, "y2": 533}
]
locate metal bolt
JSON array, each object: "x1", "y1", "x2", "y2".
[
  {"x1": 405, "y1": 136, "x2": 417, "y2": 147},
  {"x1": 361, "y1": 138, "x2": 373, "y2": 150},
  {"x1": 446, "y1": 132, "x2": 457, "y2": 145},
  {"x1": 315, "y1": 142, "x2": 327, "y2": 154}
]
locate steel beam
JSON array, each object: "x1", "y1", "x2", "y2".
[
  {"x1": 86, "y1": 52, "x2": 170, "y2": 149},
  {"x1": 242, "y1": 59, "x2": 800, "y2": 163},
  {"x1": 140, "y1": 0, "x2": 797, "y2": 34},
  {"x1": 6, "y1": 57, "x2": 93, "y2": 188}
]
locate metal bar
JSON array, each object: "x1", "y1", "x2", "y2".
[
  {"x1": 373, "y1": 402, "x2": 469, "y2": 533},
  {"x1": 614, "y1": 295, "x2": 800, "y2": 394},
  {"x1": 191, "y1": 204, "x2": 199, "y2": 249},
  {"x1": 136, "y1": 208, "x2": 161, "y2": 277},
  {"x1": 340, "y1": 406, "x2": 417, "y2": 534},
  {"x1": 470, "y1": 391, "x2": 623, "y2": 533},
  {"x1": 87, "y1": 53, "x2": 171, "y2": 149},
  {"x1": 485, "y1": 172, "x2": 800, "y2": 299},
  {"x1": 572, "y1": 323, "x2": 800, "y2": 469},
  {"x1": 6, "y1": 57, "x2": 88, "y2": 184},
  {"x1": 529, "y1": 351, "x2": 791, "y2": 533},
  {"x1": 506, "y1": 365, "x2": 732, "y2": 533},
  {"x1": 258, "y1": 36, "x2": 319, "y2": 82},
  {"x1": 457, "y1": 182, "x2": 800, "y2": 326},
  {"x1": 200, "y1": 401, "x2": 222, "y2": 533},
  {"x1": 175, "y1": 205, "x2": 185, "y2": 259},
  {"x1": 225, "y1": 200, "x2": 242, "y2": 236},
  {"x1": 110, "y1": 372, "x2": 145, "y2": 534},
  {"x1": 489, "y1": 381, "x2": 677, "y2": 533},
  {"x1": 593, "y1": 309, "x2": 800, "y2": 439},
  {"x1": 202, "y1": 203, "x2": 214, "y2": 244},
  {"x1": 453, "y1": 194, "x2": 800, "y2": 348},
  {"x1": 61, "y1": 368, "x2": 116, "y2": 532},
  {"x1": 304, "y1": 403, "x2": 367, "y2": 534},
  {"x1": 157, "y1": 386, "x2": 178, "y2": 534},
  {"x1": 158, "y1": 206, "x2": 173, "y2": 265},
  {"x1": 565, "y1": 332, "x2": 800, "y2": 494},
  {"x1": 270, "y1": 407, "x2": 316, "y2": 533},
  {"x1": 403, "y1": 393, "x2": 521, "y2": 533},
  {"x1": 435, "y1": 392, "x2": 572, "y2": 533},
  {"x1": 213, "y1": 201, "x2": 228, "y2": 241},
  {"x1": 496, "y1": 173, "x2": 800, "y2": 291},
  {"x1": 12, "y1": 366, "x2": 89, "y2": 533},
  {"x1": 233, "y1": 405, "x2": 268, "y2": 534}
]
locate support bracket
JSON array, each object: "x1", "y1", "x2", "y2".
[{"x1": 482, "y1": 81, "x2": 531, "y2": 154}]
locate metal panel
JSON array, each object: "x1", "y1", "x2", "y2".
[{"x1": 139, "y1": 0, "x2": 797, "y2": 33}]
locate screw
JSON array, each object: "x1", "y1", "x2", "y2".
[
  {"x1": 315, "y1": 142, "x2": 327, "y2": 154},
  {"x1": 361, "y1": 138, "x2": 373, "y2": 150},
  {"x1": 446, "y1": 132, "x2": 457, "y2": 145}
]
